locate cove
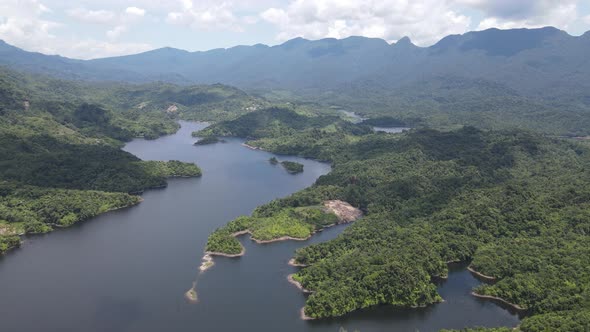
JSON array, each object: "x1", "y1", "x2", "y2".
[{"x1": 0, "y1": 121, "x2": 520, "y2": 331}]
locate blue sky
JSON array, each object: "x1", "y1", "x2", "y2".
[{"x1": 1, "y1": 0, "x2": 589, "y2": 59}]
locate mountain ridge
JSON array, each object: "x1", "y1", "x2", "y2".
[{"x1": 2, "y1": 26, "x2": 590, "y2": 135}]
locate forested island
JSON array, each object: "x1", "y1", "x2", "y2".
[
  {"x1": 280, "y1": 161, "x2": 304, "y2": 174},
  {"x1": 205, "y1": 201, "x2": 361, "y2": 256},
  {"x1": 194, "y1": 137, "x2": 223, "y2": 145},
  {"x1": 267, "y1": 156, "x2": 304, "y2": 174},
  {"x1": 200, "y1": 107, "x2": 590, "y2": 330}
]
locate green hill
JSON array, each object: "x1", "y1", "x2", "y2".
[{"x1": 204, "y1": 109, "x2": 590, "y2": 330}]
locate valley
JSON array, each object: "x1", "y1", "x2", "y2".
[{"x1": 0, "y1": 25, "x2": 589, "y2": 332}]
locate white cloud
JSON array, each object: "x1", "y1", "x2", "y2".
[
  {"x1": 125, "y1": 6, "x2": 146, "y2": 16},
  {"x1": 0, "y1": 0, "x2": 60, "y2": 54},
  {"x1": 0, "y1": 0, "x2": 151, "y2": 59},
  {"x1": 260, "y1": 0, "x2": 471, "y2": 46},
  {"x1": 166, "y1": 2, "x2": 243, "y2": 31},
  {"x1": 457, "y1": 0, "x2": 579, "y2": 31},
  {"x1": 106, "y1": 25, "x2": 127, "y2": 39},
  {"x1": 66, "y1": 5, "x2": 149, "y2": 45},
  {"x1": 67, "y1": 8, "x2": 117, "y2": 24}
]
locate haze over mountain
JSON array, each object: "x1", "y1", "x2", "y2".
[
  {"x1": 1, "y1": 26, "x2": 590, "y2": 135},
  {"x1": 0, "y1": 26, "x2": 587, "y2": 90}
]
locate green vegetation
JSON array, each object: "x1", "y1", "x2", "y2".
[
  {"x1": 196, "y1": 107, "x2": 372, "y2": 161},
  {"x1": 0, "y1": 182, "x2": 141, "y2": 253},
  {"x1": 0, "y1": 126, "x2": 201, "y2": 193},
  {"x1": 310, "y1": 75, "x2": 590, "y2": 136},
  {"x1": 281, "y1": 161, "x2": 304, "y2": 174},
  {"x1": 0, "y1": 182, "x2": 140, "y2": 228},
  {"x1": 203, "y1": 108, "x2": 590, "y2": 328},
  {"x1": 194, "y1": 136, "x2": 221, "y2": 145},
  {"x1": 442, "y1": 328, "x2": 514, "y2": 332},
  {"x1": 194, "y1": 107, "x2": 369, "y2": 139},
  {"x1": 445, "y1": 309, "x2": 590, "y2": 332},
  {"x1": 269, "y1": 157, "x2": 279, "y2": 165},
  {"x1": 0, "y1": 67, "x2": 208, "y2": 254},
  {"x1": 0, "y1": 235, "x2": 20, "y2": 254},
  {"x1": 206, "y1": 206, "x2": 338, "y2": 254},
  {"x1": 139, "y1": 160, "x2": 201, "y2": 179},
  {"x1": 361, "y1": 116, "x2": 407, "y2": 127}
]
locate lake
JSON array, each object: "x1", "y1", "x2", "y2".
[
  {"x1": 338, "y1": 110, "x2": 409, "y2": 133},
  {"x1": 0, "y1": 121, "x2": 520, "y2": 331}
]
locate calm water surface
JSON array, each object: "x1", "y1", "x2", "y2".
[
  {"x1": 338, "y1": 110, "x2": 409, "y2": 133},
  {"x1": 0, "y1": 121, "x2": 520, "y2": 331},
  {"x1": 373, "y1": 127, "x2": 411, "y2": 134}
]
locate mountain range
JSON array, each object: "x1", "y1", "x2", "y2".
[{"x1": 1, "y1": 26, "x2": 589, "y2": 135}]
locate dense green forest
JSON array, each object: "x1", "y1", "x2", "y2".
[
  {"x1": 303, "y1": 76, "x2": 590, "y2": 137},
  {"x1": 4, "y1": 27, "x2": 590, "y2": 139},
  {"x1": 281, "y1": 161, "x2": 304, "y2": 174},
  {"x1": 2, "y1": 57, "x2": 590, "y2": 330},
  {"x1": 0, "y1": 182, "x2": 141, "y2": 254},
  {"x1": 194, "y1": 107, "x2": 371, "y2": 139},
  {"x1": 203, "y1": 109, "x2": 590, "y2": 330},
  {"x1": 206, "y1": 206, "x2": 339, "y2": 254},
  {"x1": 194, "y1": 136, "x2": 222, "y2": 145},
  {"x1": 0, "y1": 66, "x2": 266, "y2": 139},
  {"x1": 0, "y1": 67, "x2": 210, "y2": 254}
]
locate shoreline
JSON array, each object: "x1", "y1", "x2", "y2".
[
  {"x1": 2, "y1": 194, "x2": 145, "y2": 256},
  {"x1": 253, "y1": 235, "x2": 311, "y2": 244},
  {"x1": 50, "y1": 198, "x2": 144, "y2": 229},
  {"x1": 471, "y1": 292, "x2": 526, "y2": 311},
  {"x1": 467, "y1": 266, "x2": 497, "y2": 282},
  {"x1": 241, "y1": 143, "x2": 264, "y2": 151},
  {"x1": 238, "y1": 229, "x2": 312, "y2": 246},
  {"x1": 287, "y1": 274, "x2": 313, "y2": 293},
  {"x1": 300, "y1": 307, "x2": 315, "y2": 320},
  {"x1": 199, "y1": 254, "x2": 215, "y2": 272},
  {"x1": 288, "y1": 258, "x2": 308, "y2": 267},
  {"x1": 205, "y1": 249, "x2": 245, "y2": 258},
  {"x1": 204, "y1": 201, "x2": 363, "y2": 260},
  {"x1": 185, "y1": 282, "x2": 198, "y2": 303}
]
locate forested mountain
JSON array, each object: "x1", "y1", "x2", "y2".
[
  {"x1": 0, "y1": 67, "x2": 265, "y2": 138},
  {"x1": 1, "y1": 25, "x2": 590, "y2": 331},
  {"x1": 1, "y1": 27, "x2": 589, "y2": 135},
  {"x1": 203, "y1": 108, "x2": 590, "y2": 331},
  {"x1": 0, "y1": 66, "x2": 263, "y2": 254}
]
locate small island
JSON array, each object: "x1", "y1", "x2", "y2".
[
  {"x1": 194, "y1": 137, "x2": 224, "y2": 145},
  {"x1": 204, "y1": 200, "x2": 362, "y2": 258},
  {"x1": 185, "y1": 282, "x2": 198, "y2": 303},
  {"x1": 280, "y1": 161, "x2": 304, "y2": 174},
  {"x1": 269, "y1": 157, "x2": 279, "y2": 165}
]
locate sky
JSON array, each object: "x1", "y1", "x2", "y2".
[{"x1": 1, "y1": 0, "x2": 589, "y2": 59}]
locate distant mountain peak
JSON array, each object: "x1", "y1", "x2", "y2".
[
  {"x1": 279, "y1": 37, "x2": 309, "y2": 49},
  {"x1": 395, "y1": 36, "x2": 414, "y2": 47},
  {"x1": 431, "y1": 26, "x2": 569, "y2": 56}
]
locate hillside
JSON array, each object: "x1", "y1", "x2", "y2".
[
  {"x1": 0, "y1": 68, "x2": 261, "y2": 254},
  {"x1": 0, "y1": 67, "x2": 266, "y2": 139},
  {"x1": 1, "y1": 27, "x2": 589, "y2": 135},
  {"x1": 203, "y1": 109, "x2": 590, "y2": 330}
]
